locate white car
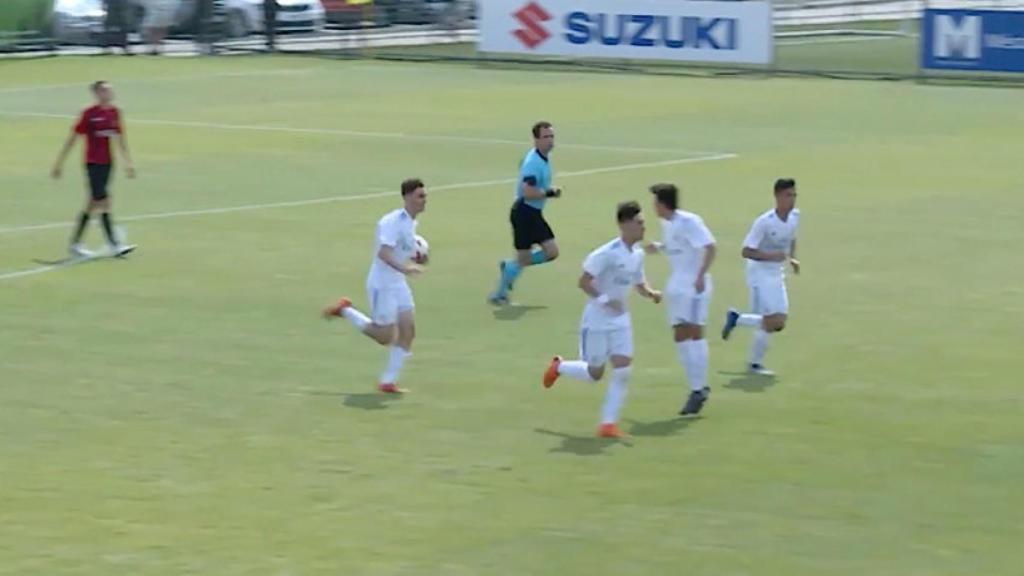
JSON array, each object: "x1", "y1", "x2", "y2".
[{"x1": 223, "y1": 0, "x2": 325, "y2": 38}]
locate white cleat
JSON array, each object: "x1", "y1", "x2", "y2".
[
  {"x1": 109, "y1": 244, "x2": 137, "y2": 258},
  {"x1": 69, "y1": 244, "x2": 94, "y2": 258},
  {"x1": 748, "y1": 363, "x2": 775, "y2": 377}
]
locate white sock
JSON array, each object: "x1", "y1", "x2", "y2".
[
  {"x1": 600, "y1": 366, "x2": 631, "y2": 424},
  {"x1": 341, "y1": 307, "x2": 370, "y2": 332},
  {"x1": 379, "y1": 345, "x2": 409, "y2": 384},
  {"x1": 738, "y1": 313, "x2": 762, "y2": 328},
  {"x1": 750, "y1": 329, "x2": 769, "y2": 365},
  {"x1": 558, "y1": 360, "x2": 595, "y2": 382},
  {"x1": 689, "y1": 339, "x2": 709, "y2": 391},
  {"x1": 675, "y1": 340, "x2": 709, "y2": 392},
  {"x1": 675, "y1": 341, "x2": 696, "y2": 388}
]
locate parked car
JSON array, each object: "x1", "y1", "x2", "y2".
[
  {"x1": 52, "y1": 0, "x2": 227, "y2": 44},
  {"x1": 52, "y1": 0, "x2": 106, "y2": 45},
  {"x1": 321, "y1": 0, "x2": 389, "y2": 29},
  {"x1": 223, "y1": 0, "x2": 325, "y2": 38}
]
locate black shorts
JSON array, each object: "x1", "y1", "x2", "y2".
[
  {"x1": 86, "y1": 163, "x2": 112, "y2": 201},
  {"x1": 509, "y1": 199, "x2": 555, "y2": 251}
]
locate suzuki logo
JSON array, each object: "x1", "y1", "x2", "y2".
[{"x1": 512, "y1": 2, "x2": 552, "y2": 49}]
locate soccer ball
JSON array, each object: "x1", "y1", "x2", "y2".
[{"x1": 414, "y1": 234, "x2": 430, "y2": 263}]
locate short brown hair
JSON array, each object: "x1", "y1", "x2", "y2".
[
  {"x1": 774, "y1": 178, "x2": 796, "y2": 194},
  {"x1": 532, "y1": 121, "x2": 553, "y2": 138},
  {"x1": 401, "y1": 178, "x2": 424, "y2": 197},
  {"x1": 650, "y1": 183, "x2": 678, "y2": 211},
  {"x1": 616, "y1": 201, "x2": 642, "y2": 223},
  {"x1": 91, "y1": 80, "x2": 108, "y2": 94}
]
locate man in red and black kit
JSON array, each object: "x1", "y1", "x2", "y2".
[{"x1": 52, "y1": 81, "x2": 137, "y2": 258}]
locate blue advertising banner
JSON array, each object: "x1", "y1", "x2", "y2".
[{"x1": 922, "y1": 9, "x2": 1024, "y2": 73}]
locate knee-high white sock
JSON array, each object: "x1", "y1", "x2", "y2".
[
  {"x1": 341, "y1": 307, "x2": 370, "y2": 332},
  {"x1": 379, "y1": 345, "x2": 409, "y2": 384},
  {"x1": 738, "y1": 313, "x2": 762, "y2": 328},
  {"x1": 675, "y1": 340, "x2": 709, "y2": 392},
  {"x1": 558, "y1": 360, "x2": 595, "y2": 382},
  {"x1": 689, "y1": 339, "x2": 709, "y2": 391},
  {"x1": 675, "y1": 340, "x2": 696, "y2": 389},
  {"x1": 600, "y1": 366, "x2": 632, "y2": 424},
  {"x1": 749, "y1": 329, "x2": 769, "y2": 365}
]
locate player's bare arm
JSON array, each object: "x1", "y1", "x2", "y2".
[
  {"x1": 116, "y1": 134, "x2": 136, "y2": 178},
  {"x1": 51, "y1": 130, "x2": 78, "y2": 179},
  {"x1": 634, "y1": 282, "x2": 662, "y2": 304},
  {"x1": 789, "y1": 239, "x2": 800, "y2": 274},
  {"x1": 695, "y1": 242, "x2": 717, "y2": 293},
  {"x1": 578, "y1": 271, "x2": 622, "y2": 313},
  {"x1": 378, "y1": 245, "x2": 422, "y2": 276},
  {"x1": 741, "y1": 246, "x2": 787, "y2": 262}
]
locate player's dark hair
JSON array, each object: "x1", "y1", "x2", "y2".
[
  {"x1": 91, "y1": 80, "x2": 107, "y2": 93},
  {"x1": 532, "y1": 121, "x2": 553, "y2": 138},
  {"x1": 401, "y1": 178, "x2": 425, "y2": 196},
  {"x1": 774, "y1": 178, "x2": 796, "y2": 194},
  {"x1": 649, "y1": 183, "x2": 679, "y2": 211},
  {"x1": 616, "y1": 201, "x2": 642, "y2": 223}
]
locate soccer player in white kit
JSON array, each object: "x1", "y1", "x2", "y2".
[
  {"x1": 647, "y1": 183, "x2": 717, "y2": 415},
  {"x1": 541, "y1": 201, "x2": 662, "y2": 438},
  {"x1": 721, "y1": 179, "x2": 801, "y2": 376},
  {"x1": 322, "y1": 178, "x2": 428, "y2": 394}
]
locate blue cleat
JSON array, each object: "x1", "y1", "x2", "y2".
[{"x1": 721, "y1": 308, "x2": 739, "y2": 340}]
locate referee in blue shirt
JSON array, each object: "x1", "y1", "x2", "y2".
[{"x1": 489, "y1": 121, "x2": 562, "y2": 305}]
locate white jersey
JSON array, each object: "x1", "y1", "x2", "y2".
[
  {"x1": 580, "y1": 238, "x2": 646, "y2": 331},
  {"x1": 366, "y1": 208, "x2": 418, "y2": 289},
  {"x1": 660, "y1": 209, "x2": 715, "y2": 292},
  {"x1": 743, "y1": 208, "x2": 800, "y2": 280}
]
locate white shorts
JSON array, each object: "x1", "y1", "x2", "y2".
[
  {"x1": 579, "y1": 326, "x2": 633, "y2": 366},
  {"x1": 748, "y1": 276, "x2": 788, "y2": 316},
  {"x1": 665, "y1": 289, "x2": 711, "y2": 327},
  {"x1": 366, "y1": 282, "x2": 414, "y2": 326}
]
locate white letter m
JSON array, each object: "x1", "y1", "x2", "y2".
[{"x1": 934, "y1": 14, "x2": 981, "y2": 59}]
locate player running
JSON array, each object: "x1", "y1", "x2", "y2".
[
  {"x1": 489, "y1": 121, "x2": 562, "y2": 305},
  {"x1": 721, "y1": 178, "x2": 801, "y2": 376},
  {"x1": 322, "y1": 178, "x2": 428, "y2": 394},
  {"x1": 541, "y1": 201, "x2": 662, "y2": 438}
]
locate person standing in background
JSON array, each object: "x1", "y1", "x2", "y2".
[
  {"x1": 263, "y1": 0, "x2": 278, "y2": 51},
  {"x1": 102, "y1": 0, "x2": 132, "y2": 55}
]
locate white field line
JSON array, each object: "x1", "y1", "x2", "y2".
[
  {"x1": 0, "y1": 151, "x2": 737, "y2": 281},
  {"x1": 0, "y1": 68, "x2": 318, "y2": 95},
  {"x1": 0, "y1": 110, "x2": 715, "y2": 156}
]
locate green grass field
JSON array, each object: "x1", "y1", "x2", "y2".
[{"x1": 1, "y1": 55, "x2": 1022, "y2": 575}]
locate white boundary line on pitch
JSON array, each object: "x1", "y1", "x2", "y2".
[
  {"x1": 0, "y1": 152, "x2": 737, "y2": 281},
  {"x1": 0, "y1": 68, "x2": 319, "y2": 95},
  {"x1": 776, "y1": 35, "x2": 908, "y2": 47},
  {"x1": 0, "y1": 110, "x2": 717, "y2": 156}
]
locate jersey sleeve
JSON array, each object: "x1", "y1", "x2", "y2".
[
  {"x1": 633, "y1": 253, "x2": 647, "y2": 285},
  {"x1": 684, "y1": 217, "x2": 715, "y2": 248},
  {"x1": 520, "y1": 157, "x2": 542, "y2": 187},
  {"x1": 742, "y1": 218, "x2": 766, "y2": 250},
  {"x1": 582, "y1": 248, "x2": 606, "y2": 277},
  {"x1": 112, "y1": 109, "x2": 123, "y2": 134},
  {"x1": 377, "y1": 218, "x2": 399, "y2": 248},
  {"x1": 73, "y1": 111, "x2": 88, "y2": 135}
]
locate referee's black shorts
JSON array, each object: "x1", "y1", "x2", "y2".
[
  {"x1": 509, "y1": 199, "x2": 555, "y2": 251},
  {"x1": 86, "y1": 163, "x2": 113, "y2": 201}
]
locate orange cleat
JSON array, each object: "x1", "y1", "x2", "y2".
[
  {"x1": 597, "y1": 423, "x2": 625, "y2": 438},
  {"x1": 378, "y1": 383, "x2": 407, "y2": 394},
  {"x1": 543, "y1": 356, "x2": 562, "y2": 389},
  {"x1": 323, "y1": 297, "x2": 352, "y2": 319}
]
